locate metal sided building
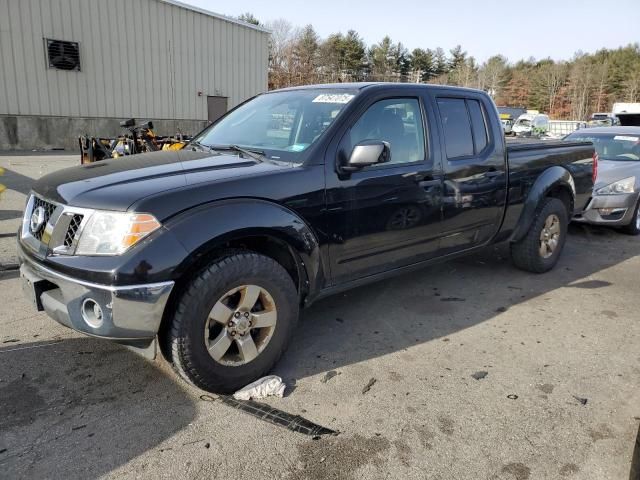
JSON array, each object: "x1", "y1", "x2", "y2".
[{"x1": 0, "y1": 0, "x2": 270, "y2": 150}]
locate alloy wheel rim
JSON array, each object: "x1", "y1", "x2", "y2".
[
  {"x1": 204, "y1": 285, "x2": 277, "y2": 366},
  {"x1": 539, "y1": 214, "x2": 561, "y2": 259},
  {"x1": 636, "y1": 206, "x2": 640, "y2": 230}
]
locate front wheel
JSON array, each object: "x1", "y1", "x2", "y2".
[
  {"x1": 511, "y1": 197, "x2": 569, "y2": 273},
  {"x1": 166, "y1": 252, "x2": 299, "y2": 393},
  {"x1": 622, "y1": 200, "x2": 640, "y2": 236}
]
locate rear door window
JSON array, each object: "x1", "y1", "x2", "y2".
[
  {"x1": 436, "y1": 98, "x2": 474, "y2": 159},
  {"x1": 437, "y1": 97, "x2": 491, "y2": 159},
  {"x1": 467, "y1": 99, "x2": 488, "y2": 153}
]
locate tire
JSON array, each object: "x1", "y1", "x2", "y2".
[
  {"x1": 511, "y1": 197, "x2": 568, "y2": 273},
  {"x1": 167, "y1": 251, "x2": 298, "y2": 393},
  {"x1": 621, "y1": 200, "x2": 640, "y2": 236}
]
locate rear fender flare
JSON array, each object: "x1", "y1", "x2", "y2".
[{"x1": 510, "y1": 166, "x2": 575, "y2": 243}]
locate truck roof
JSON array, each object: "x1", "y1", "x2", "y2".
[{"x1": 273, "y1": 82, "x2": 489, "y2": 95}]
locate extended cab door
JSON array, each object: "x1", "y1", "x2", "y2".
[
  {"x1": 324, "y1": 90, "x2": 444, "y2": 285},
  {"x1": 430, "y1": 92, "x2": 507, "y2": 254}
]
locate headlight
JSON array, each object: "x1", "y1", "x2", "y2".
[
  {"x1": 595, "y1": 176, "x2": 636, "y2": 195},
  {"x1": 75, "y1": 211, "x2": 161, "y2": 255}
]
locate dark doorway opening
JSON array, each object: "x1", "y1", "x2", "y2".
[{"x1": 207, "y1": 96, "x2": 228, "y2": 123}]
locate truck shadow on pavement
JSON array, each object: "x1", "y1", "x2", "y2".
[
  {"x1": 0, "y1": 337, "x2": 196, "y2": 479},
  {"x1": 277, "y1": 223, "x2": 639, "y2": 382}
]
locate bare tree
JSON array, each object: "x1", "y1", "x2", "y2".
[
  {"x1": 479, "y1": 55, "x2": 508, "y2": 97},
  {"x1": 265, "y1": 19, "x2": 296, "y2": 88},
  {"x1": 593, "y1": 60, "x2": 609, "y2": 112},
  {"x1": 536, "y1": 61, "x2": 568, "y2": 114},
  {"x1": 624, "y1": 68, "x2": 640, "y2": 102},
  {"x1": 568, "y1": 57, "x2": 593, "y2": 120}
]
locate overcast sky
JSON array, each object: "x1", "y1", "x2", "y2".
[{"x1": 186, "y1": 0, "x2": 640, "y2": 62}]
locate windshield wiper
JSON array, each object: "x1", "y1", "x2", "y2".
[
  {"x1": 189, "y1": 140, "x2": 213, "y2": 152},
  {"x1": 208, "y1": 144, "x2": 266, "y2": 163}
]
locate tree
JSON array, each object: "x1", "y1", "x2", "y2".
[
  {"x1": 409, "y1": 48, "x2": 436, "y2": 82},
  {"x1": 260, "y1": 21, "x2": 640, "y2": 119},
  {"x1": 265, "y1": 19, "x2": 296, "y2": 88},
  {"x1": 238, "y1": 13, "x2": 260, "y2": 25},
  {"x1": 342, "y1": 30, "x2": 367, "y2": 79},
  {"x1": 448, "y1": 45, "x2": 467, "y2": 71},
  {"x1": 535, "y1": 61, "x2": 568, "y2": 114},
  {"x1": 292, "y1": 25, "x2": 319, "y2": 84},
  {"x1": 567, "y1": 55, "x2": 594, "y2": 120},
  {"x1": 369, "y1": 36, "x2": 398, "y2": 81},
  {"x1": 318, "y1": 30, "x2": 367, "y2": 81},
  {"x1": 478, "y1": 55, "x2": 508, "y2": 97},
  {"x1": 433, "y1": 47, "x2": 448, "y2": 76}
]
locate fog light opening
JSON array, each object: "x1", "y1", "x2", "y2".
[{"x1": 81, "y1": 298, "x2": 104, "y2": 328}]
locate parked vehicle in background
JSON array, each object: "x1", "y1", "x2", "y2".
[
  {"x1": 512, "y1": 113, "x2": 550, "y2": 136},
  {"x1": 612, "y1": 103, "x2": 640, "y2": 127},
  {"x1": 588, "y1": 112, "x2": 620, "y2": 127},
  {"x1": 566, "y1": 126, "x2": 640, "y2": 234},
  {"x1": 500, "y1": 114, "x2": 514, "y2": 135},
  {"x1": 497, "y1": 106, "x2": 527, "y2": 121},
  {"x1": 19, "y1": 83, "x2": 594, "y2": 392},
  {"x1": 548, "y1": 120, "x2": 587, "y2": 138}
]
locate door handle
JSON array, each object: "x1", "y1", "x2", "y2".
[{"x1": 418, "y1": 177, "x2": 440, "y2": 188}]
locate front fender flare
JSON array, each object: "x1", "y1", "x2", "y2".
[
  {"x1": 165, "y1": 198, "x2": 323, "y2": 296},
  {"x1": 510, "y1": 166, "x2": 575, "y2": 243}
]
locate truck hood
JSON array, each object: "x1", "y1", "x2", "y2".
[
  {"x1": 32, "y1": 149, "x2": 291, "y2": 211},
  {"x1": 595, "y1": 159, "x2": 640, "y2": 190}
]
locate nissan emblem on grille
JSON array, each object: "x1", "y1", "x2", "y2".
[{"x1": 30, "y1": 206, "x2": 46, "y2": 233}]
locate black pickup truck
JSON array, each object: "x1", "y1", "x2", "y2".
[{"x1": 19, "y1": 83, "x2": 595, "y2": 392}]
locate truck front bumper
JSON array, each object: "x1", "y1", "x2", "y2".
[
  {"x1": 573, "y1": 192, "x2": 639, "y2": 226},
  {"x1": 19, "y1": 252, "x2": 174, "y2": 347}
]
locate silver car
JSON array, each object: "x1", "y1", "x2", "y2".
[{"x1": 565, "y1": 126, "x2": 640, "y2": 235}]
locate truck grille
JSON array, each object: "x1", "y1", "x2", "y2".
[
  {"x1": 64, "y1": 214, "x2": 84, "y2": 247},
  {"x1": 31, "y1": 197, "x2": 56, "y2": 240},
  {"x1": 22, "y1": 195, "x2": 90, "y2": 255}
]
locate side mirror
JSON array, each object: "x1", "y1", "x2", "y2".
[{"x1": 343, "y1": 140, "x2": 391, "y2": 172}]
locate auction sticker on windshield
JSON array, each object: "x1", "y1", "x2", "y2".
[
  {"x1": 312, "y1": 93, "x2": 355, "y2": 104},
  {"x1": 614, "y1": 135, "x2": 640, "y2": 142}
]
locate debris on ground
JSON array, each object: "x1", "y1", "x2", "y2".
[
  {"x1": 362, "y1": 378, "x2": 377, "y2": 394},
  {"x1": 495, "y1": 306, "x2": 508, "y2": 313},
  {"x1": 335, "y1": 317, "x2": 344, "y2": 323},
  {"x1": 233, "y1": 375, "x2": 285, "y2": 400},
  {"x1": 573, "y1": 395, "x2": 588, "y2": 406},
  {"x1": 0, "y1": 263, "x2": 19, "y2": 272},
  {"x1": 440, "y1": 297, "x2": 465, "y2": 302},
  {"x1": 200, "y1": 394, "x2": 338, "y2": 438},
  {"x1": 507, "y1": 394, "x2": 518, "y2": 400},
  {"x1": 2, "y1": 339, "x2": 19, "y2": 343},
  {"x1": 321, "y1": 370, "x2": 340, "y2": 383},
  {"x1": 471, "y1": 371, "x2": 488, "y2": 380}
]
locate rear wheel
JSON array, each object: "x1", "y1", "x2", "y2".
[
  {"x1": 511, "y1": 197, "x2": 568, "y2": 273},
  {"x1": 167, "y1": 251, "x2": 298, "y2": 393},
  {"x1": 622, "y1": 200, "x2": 640, "y2": 236}
]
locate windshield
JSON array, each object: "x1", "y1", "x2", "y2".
[
  {"x1": 515, "y1": 118, "x2": 532, "y2": 127},
  {"x1": 193, "y1": 89, "x2": 357, "y2": 162},
  {"x1": 566, "y1": 133, "x2": 640, "y2": 161}
]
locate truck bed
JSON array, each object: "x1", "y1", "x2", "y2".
[{"x1": 505, "y1": 137, "x2": 591, "y2": 151}]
